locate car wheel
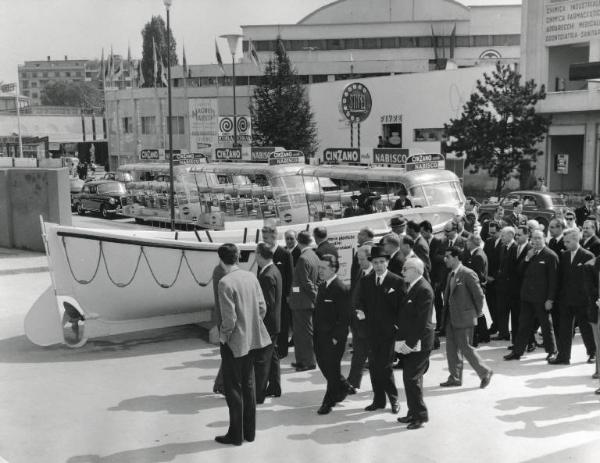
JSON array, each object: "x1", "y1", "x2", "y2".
[
  {"x1": 100, "y1": 205, "x2": 110, "y2": 219},
  {"x1": 76, "y1": 203, "x2": 86, "y2": 216}
]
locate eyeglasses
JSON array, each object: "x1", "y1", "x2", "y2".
[{"x1": 565, "y1": 217, "x2": 574, "y2": 221}]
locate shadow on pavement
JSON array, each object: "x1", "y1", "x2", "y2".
[
  {"x1": 108, "y1": 392, "x2": 222, "y2": 415},
  {"x1": 0, "y1": 325, "x2": 210, "y2": 364},
  {"x1": 66, "y1": 440, "x2": 219, "y2": 462},
  {"x1": 495, "y1": 391, "x2": 600, "y2": 438},
  {"x1": 521, "y1": 439, "x2": 600, "y2": 463}
]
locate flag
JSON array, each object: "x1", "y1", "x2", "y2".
[
  {"x1": 431, "y1": 26, "x2": 438, "y2": 62},
  {"x1": 107, "y1": 46, "x2": 114, "y2": 85},
  {"x1": 182, "y1": 43, "x2": 189, "y2": 86},
  {"x1": 248, "y1": 38, "x2": 261, "y2": 67},
  {"x1": 450, "y1": 24, "x2": 456, "y2": 59},
  {"x1": 215, "y1": 39, "x2": 225, "y2": 75},
  {"x1": 160, "y1": 58, "x2": 168, "y2": 87},
  {"x1": 127, "y1": 44, "x2": 133, "y2": 82},
  {"x1": 137, "y1": 59, "x2": 145, "y2": 87},
  {"x1": 152, "y1": 38, "x2": 158, "y2": 87},
  {"x1": 98, "y1": 48, "x2": 104, "y2": 82},
  {"x1": 113, "y1": 57, "x2": 122, "y2": 82},
  {"x1": 277, "y1": 37, "x2": 286, "y2": 55}
]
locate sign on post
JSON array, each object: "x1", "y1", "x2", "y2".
[
  {"x1": 341, "y1": 83, "x2": 372, "y2": 123},
  {"x1": 322, "y1": 148, "x2": 361, "y2": 164},
  {"x1": 250, "y1": 147, "x2": 276, "y2": 162},
  {"x1": 372, "y1": 148, "x2": 410, "y2": 165},
  {"x1": 405, "y1": 153, "x2": 445, "y2": 171},
  {"x1": 269, "y1": 150, "x2": 305, "y2": 165},
  {"x1": 218, "y1": 116, "x2": 252, "y2": 143},
  {"x1": 215, "y1": 148, "x2": 243, "y2": 161},
  {"x1": 139, "y1": 149, "x2": 160, "y2": 160}
]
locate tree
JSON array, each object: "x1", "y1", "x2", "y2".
[
  {"x1": 141, "y1": 15, "x2": 178, "y2": 87},
  {"x1": 250, "y1": 39, "x2": 318, "y2": 157},
  {"x1": 444, "y1": 63, "x2": 550, "y2": 195},
  {"x1": 41, "y1": 81, "x2": 104, "y2": 109}
]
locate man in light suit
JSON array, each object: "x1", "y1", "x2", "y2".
[
  {"x1": 215, "y1": 243, "x2": 272, "y2": 446},
  {"x1": 505, "y1": 230, "x2": 559, "y2": 361},
  {"x1": 254, "y1": 243, "x2": 283, "y2": 402},
  {"x1": 288, "y1": 230, "x2": 320, "y2": 371},
  {"x1": 440, "y1": 246, "x2": 493, "y2": 388},
  {"x1": 462, "y1": 234, "x2": 489, "y2": 346},
  {"x1": 314, "y1": 254, "x2": 351, "y2": 415},
  {"x1": 551, "y1": 228, "x2": 596, "y2": 365},
  {"x1": 581, "y1": 220, "x2": 600, "y2": 257},
  {"x1": 358, "y1": 245, "x2": 403, "y2": 414},
  {"x1": 395, "y1": 258, "x2": 435, "y2": 430}
]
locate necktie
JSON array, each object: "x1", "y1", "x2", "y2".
[
  {"x1": 377, "y1": 276, "x2": 382, "y2": 286},
  {"x1": 449, "y1": 271, "x2": 456, "y2": 290}
]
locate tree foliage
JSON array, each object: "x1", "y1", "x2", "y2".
[
  {"x1": 40, "y1": 81, "x2": 104, "y2": 109},
  {"x1": 250, "y1": 40, "x2": 318, "y2": 157},
  {"x1": 444, "y1": 63, "x2": 550, "y2": 195},
  {"x1": 141, "y1": 15, "x2": 178, "y2": 87}
]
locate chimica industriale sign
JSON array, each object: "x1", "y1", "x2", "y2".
[{"x1": 545, "y1": 0, "x2": 600, "y2": 45}]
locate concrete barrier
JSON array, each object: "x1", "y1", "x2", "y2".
[{"x1": 0, "y1": 168, "x2": 72, "y2": 251}]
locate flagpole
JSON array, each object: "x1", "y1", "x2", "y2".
[
  {"x1": 164, "y1": 0, "x2": 175, "y2": 231},
  {"x1": 15, "y1": 79, "x2": 23, "y2": 158}
]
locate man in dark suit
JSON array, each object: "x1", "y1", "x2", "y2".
[
  {"x1": 421, "y1": 220, "x2": 445, "y2": 332},
  {"x1": 440, "y1": 246, "x2": 493, "y2": 388},
  {"x1": 348, "y1": 245, "x2": 372, "y2": 390},
  {"x1": 505, "y1": 230, "x2": 559, "y2": 361},
  {"x1": 351, "y1": 227, "x2": 375, "y2": 284},
  {"x1": 504, "y1": 201, "x2": 527, "y2": 228},
  {"x1": 463, "y1": 234, "x2": 490, "y2": 345},
  {"x1": 509, "y1": 226, "x2": 532, "y2": 349},
  {"x1": 393, "y1": 190, "x2": 413, "y2": 210},
  {"x1": 581, "y1": 220, "x2": 600, "y2": 257},
  {"x1": 284, "y1": 230, "x2": 301, "y2": 266},
  {"x1": 575, "y1": 195, "x2": 595, "y2": 228},
  {"x1": 548, "y1": 219, "x2": 566, "y2": 257},
  {"x1": 382, "y1": 232, "x2": 404, "y2": 275},
  {"x1": 495, "y1": 226, "x2": 516, "y2": 341},
  {"x1": 358, "y1": 245, "x2": 403, "y2": 414},
  {"x1": 254, "y1": 243, "x2": 283, "y2": 403},
  {"x1": 344, "y1": 195, "x2": 366, "y2": 218},
  {"x1": 390, "y1": 216, "x2": 407, "y2": 236},
  {"x1": 262, "y1": 224, "x2": 295, "y2": 360},
  {"x1": 314, "y1": 226, "x2": 339, "y2": 259},
  {"x1": 583, "y1": 256, "x2": 600, "y2": 394},
  {"x1": 551, "y1": 228, "x2": 596, "y2": 365},
  {"x1": 395, "y1": 258, "x2": 435, "y2": 430},
  {"x1": 483, "y1": 221, "x2": 502, "y2": 335},
  {"x1": 288, "y1": 231, "x2": 320, "y2": 371},
  {"x1": 314, "y1": 254, "x2": 351, "y2": 415},
  {"x1": 406, "y1": 220, "x2": 431, "y2": 273}
]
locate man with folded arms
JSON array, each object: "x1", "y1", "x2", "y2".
[
  {"x1": 358, "y1": 245, "x2": 403, "y2": 414},
  {"x1": 314, "y1": 254, "x2": 351, "y2": 414},
  {"x1": 440, "y1": 246, "x2": 493, "y2": 389},
  {"x1": 395, "y1": 258, "x2": 435, "y2": 429}
]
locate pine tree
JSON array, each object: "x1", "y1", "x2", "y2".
[
  {"x1": 250, "y1": 40, "x2": 317, "y2": 158},
  {"x1": 444, "y1": 63, "x2": 550, "y2": 196},
  {"x1": 140, "y1": 16, "x2": 178, "y2": 87}
]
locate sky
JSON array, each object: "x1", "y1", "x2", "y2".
[{"x1": 0, "y1": 0, "x2": 521, "y2": 84}]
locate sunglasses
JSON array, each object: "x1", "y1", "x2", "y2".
[{"x1": 565, "y1": 217, "x2": 574, "y2": 221}]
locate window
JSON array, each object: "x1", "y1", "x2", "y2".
[
  {"x1": 522, "y1": 195, "x2": 538, "y2": 208},
  {"x1": 399, "y1": 37, "x2": 417, "y2": 47},
  {"x1": 141, "y1": 116, "x2": 156, "y2": 134},
  {"x1": 22, "y1": 90, "x2": 29, "y2": 96},
  {"x1": 474, "y1": 35, "x2": 491, "y2": 47},
  {"x1": 326, "y1": 39, "x2": 344, "y2": 50},
  {"x1": 32, "y1": 92, "x2": 38, "y2": 98},
  {"x1": 166, "y1": 116, "x2": 185, "y2": 135},
  {"x1": 66, "y1": 72, "x2": 71, "y2": 77},
  {"x1": 122, "y1": 117, "x2": 133, "y2": 133},
  {"x1": 54, "y1": 71, "x2": 60, "y2": 77},
  {"x1": 492, "y1": 34, "x2": 520, "y2": 46},
  {"x1": 31, "y1": 82, "x2": 37, "y2": 88},
  {"x1": 417, "y1": 36, "x2": 433, "y2": 47},
  {"x1": 345, "y1": 38, "x2": 360, "y2": 49},
  {"x1": 21, "y1": 80, "x2": 28, "y2": 88},
  {"x1": 42, "y1": 72, "x2": 48, "y2": 77},
  {"x1": 75, "y1": 71, "x2": 82, "y2": 77},
  {"x1": 414, "y1": 128, "x2": 443, "y2": 142},
  {"x1": 362, "y1": 38, "x2": 379, "y2": 48},
  {"x1": 32, "y1": 72, "x2": 37, "y2": 78},
  {"x1": 381, "y1": 37, "x2": 396, "y2": 48}
]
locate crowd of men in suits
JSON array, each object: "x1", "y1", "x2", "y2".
[{"x1": 210, "y1": 194, "x2": 600, "y2": 445}]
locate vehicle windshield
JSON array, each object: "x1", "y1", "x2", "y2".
[
  {"x1": 419, "y1": 182, "x2": 462, "y2": 206},
  {"x1": 97, "y1": 183, "x2": 127, "y2": 195}
]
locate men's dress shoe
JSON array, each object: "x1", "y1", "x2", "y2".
[
  {"x1": 545, "y1": 352, "x2": 557, "y2": 361},
  {"x1": 397, "y1": 415, "x2": 414, "y2": 424},
  {"x1": 480, "y1": 370, "x2": 493, "y2": 389},
  {"x1": 407, "y1": 420, "x2": 425, "y2": 430},
  {"x1": 439, "y1": 379, "x2": 462, "y2": 387},
  {"x1": 390, "y1": 403, "x2": 400, "y2": 414},
  {"x1": 527, "y1": 343, "x2": 537, "y2": 353},
  {"x1": 264, "y1": 389, "x2": 281, "y2": 398},
  {"x1": 291, "y1": 362, "x2": 302, "y2": 368},
  {"x1": 480, "y1": 337, "x2": 491, "y2": 343},
  {"x1": 587, "y1": 355, "x2": 596, "y2": 364},
  {"x1": 317, "y1": 404, "x2": 332, "y2": 415},
  {"x1": 345, "y1": 384, "x2": 357, "y2": 395},
  {"x1": 295, "y1": 364, "x2": 316, "y2": 372},
  {"x1": 215, "y1": 435, "x2": 242, "y2": 446},
  {"x1": 492, "y1": 335, "x2": 510, "y2": 341},
  {"x1": 364, "y1": 403, "x2": 385, "y2": 411},
  {"x1": 244, "y1": 436, "x2": 255, "y2": 443},
  {"x1": 592, "y1": 372, "x2": 599, "y2": 380},
  {"x1": 213, "y1": 385, "x2": 225, "y2": 395},
  {"x1": 547, "y1": 357, "x2": 570, "y2": 365},
  {"x1": 507, "y1": 345, "x2": 514, "y2": 350},
  {"x1": 503, "y1": 352, "x2": 521, "y2": 361},
  {"x1": 595, "y1": 388, "x2": 600, "y2": 395}
]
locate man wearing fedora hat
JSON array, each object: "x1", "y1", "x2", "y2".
[
  {"x1": 357, "y1": 245, "x2": 404, "y2": 414},
  {"x1": 344, "y1": 195, "x2": 366, "y2": 218},
  {"x1": 390, "y1": 216, "x2": 407, "y2": 236},
  {"x1": 575, "y1": 195, "x2": 595, "y2": 228}
]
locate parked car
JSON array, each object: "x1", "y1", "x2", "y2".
[
  {"x1": 477, "y1": 190, "x2": 567, "y2": 230},
  {"x1": 71, "y1": 180, "x2": 127, "y2": 219}
]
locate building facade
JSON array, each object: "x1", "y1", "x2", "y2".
[
  {"x1": 522, "y1": 0, "x2": 600, "y2": 194},
  {"x1": 173, "y1": 0, "x2": 521, "y2": 87}
]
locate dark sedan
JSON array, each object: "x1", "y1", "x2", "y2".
[
  {"x1": 478, "y1": 190, "x2": 567, "y2": 230},
  {"x1": 71, "y1": 180, "x2": 127, "y2": 219}
]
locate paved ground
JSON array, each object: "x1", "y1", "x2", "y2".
[{"x1": 1, "y1": 247, "x2": 599, "y2": 463}]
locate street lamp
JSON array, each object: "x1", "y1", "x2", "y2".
[
  {"x1": 164, "y1": 0, "x2": 175, "y2": 231},
  {"x1": 220, "y1": 34, "x2": 243, "y2": 147}
]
